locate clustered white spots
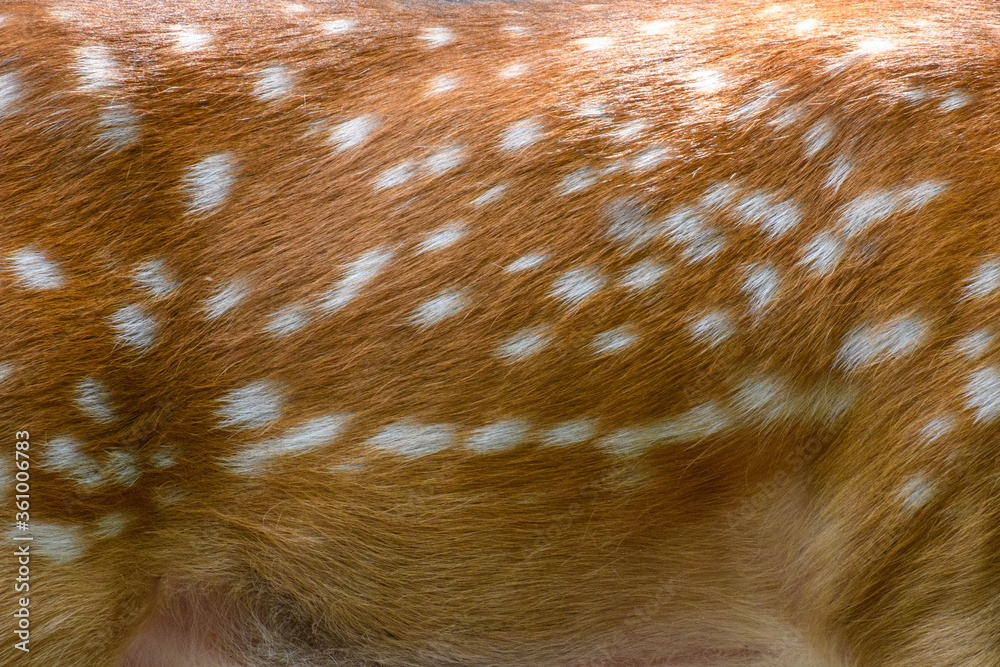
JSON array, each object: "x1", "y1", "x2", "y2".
[
  {"x1": 183, "y1": 152, "x2": 236, "y2": 214},
  {"x1": 964, "y1": 366, "x2": 1000, "y2": 422},
  {"x1": 467, "y1": 419, "x2": 530, "y2": 452},
  {"x1": 591, "y1": 325, "x2": 637, "y2": 355},
  {"x1": 549, "y1": 266, "x2": 605, "y2": 309},
  {"x1": 108, "y1": 304, "x2": 157, "y2": 352},
  {"x1": 419, "y1": 26, "x2": 454, "y2": 48},
  {"x1": 962, "y1": 260, "x2": 1000, "y2": 300},
  {"x1": 742, "y1": 263, "x2": 780, "y2": 311},
  {"x1": 0, "y1": 71, "x2": 22, "y2": 115},
  {"x1": 216, "y1": 380, "x2": 283, "y2": 430},
  {"x1": 837, "y1": 315, "x2": 927, "y2": 371},
  {"x1": 408, "y1": 288, "x2": 469, "y2": 327},
  {"x1": 329, "y1": 114, "x2": 379, "y2": 152},
  {"x1": 495, "y1": 325, "x2": 551, "y2": 362},
  {"x1": 252, "y1": 64, "x2": 294, "y2": 102},
  {"x1": 132, "y1": 258, "x2": 178, "y2": 298},
  {"x1": 498, "y1": 117, "x2": 543, "y2": 152},
  {"x1": 318, "y1": 246, "x2": 395, "y2": 312},
  {"x1": 504, "y1": 253, "x2": 547, "y2": 272},
  {"x1": 73, "y1": 377, "x2": 116, "y2": 424},
  {"x1": 8, "y1": 247, "x2": 65, "y2": 289},
  {"x1": 688, "y1": 310, "x2": 734, "y2": 347},
  {"x1": 224, "y1": 414, "x2": 351, "y2": 474},
  {"x1": 416, "y1": 221, "x2": 465, "y2": 253},
  {"x1": 203, "y1": 278, "x2": 249, "y2": 319}
]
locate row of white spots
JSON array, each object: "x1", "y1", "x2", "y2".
[
  {"x1": 41, "y1": 436, "x2": 139, "y2": 488},
  {"x1": 494, "y1": 322, "x2": 639, "y2": 362},
  {"x1": 223, "y1": 414, "x2": 351, "y2": 474},
  {"x1": 5, "y1": 511, "x2": 137, "y2": 566},
  {"x1": 72, "y1": 46, "x2": 140, "y2": 148}
]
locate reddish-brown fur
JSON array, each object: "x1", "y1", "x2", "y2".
[{"x1": 1, "y1": 0, "x2": 999, "y2": 665}]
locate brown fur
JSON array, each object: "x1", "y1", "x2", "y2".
[{"x1": 1, "y1": 0, "x2": 998, "y2": 665}]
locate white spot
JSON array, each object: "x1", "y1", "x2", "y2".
[
  {"x1": 856, "y1": 38, "x2": 894, "y2": 55},
  {"x1": 965, "y1": 366, "x2": 1000, "y2": 422},
  {"x1": 803, "y1": 118, "x2": 835, "y2": 157},
  {"x1": 419, "y1": 26, "x2": 454, "y2": 48},
  {"x1": 253, "y1": 64, "x2": 294, "y2": 102},
  {"x1": 318, "y1": 246, "x2": 394, "y2": 312},
  {"x1": 29, "y1": 523, "x2": 86, "y2": 564},
  {"x1": 423, "y1": 145, "x2": 465, "y2": 176},
  {"x1": 898, "y1": 476, "x2": 935, "y2": 511},
  {"x1": 471, "y1": 184, "x2": 507, "y2": 207},
  {"x1": 900, "y1": 87, "x2": 928, "y2": 104},
  {"x1": 41, "y1": 437, "x2": 105, "y2": 487},
  {"x1": 8, "y1": 247, "x2": 65, "y2": 289},
  {"x1": 659, "y1": 206, "x2": 725, "y2": 262},
  {"x1": 541, "y1": 419, "x2": 597, "y2": 446},
  {"x1": 170, "y1": 25, "x2": 211, "y2": 52},
  {"x1": 731, "y1": 376, "x2": 791, "y2": 422},
  {"x1": 467, "y1": 419, "x2": 530, "y2": 452},
  {"x1": 96, "y1": 102, "x2": 140, "y2": 148},
  {"x1": 427, "y1": 73, "x2": 459, "y2": 95},
  {"x1": 409, "y1": 288, "x2": 469, "y2": 327},
  {"x1": 183, "y1": 152, "x2": 236, "y2": 214},
  {"x1": 263, "y1": 303, "x2": 311, "y2": 337},
  {"x1": 0, "y1": 72, "x2": 22, "y2": 115},
  {"x1": 919, "y1": 415, "x2": 955, "y2": 443},
  {"x1": 687, "y1": 69, "x2": 725, "y2": 93},
  {"x1": 734, "y1": 82, "x2": 779, "y2": 120},
  {"x1": 498, "y1": 62, "x2": 528, "y2": 79},
  {"x1": 700, "y1": 182, "x2": 741, "y2": 210},
  {"x1": 417, "y1": 222, "x2": 465, "y2": 254},
  {"x1": 793, "y1": 18, "x2": 820, "y2": 35},
  {"x1": 495, "y1": 325, "x2": 551, "y2": 362},
  {"x1": 838, "y1": 315, "x2": 927, "y2": 371},
  {"x1": 203, "y1": 279, "x2": 249, "y2": 319},
  {"x1": 503, "y1": 25, "x2": 530, "y2": 36},
  {"x1": 591, "y1": 325, "x2": 637, "y2": 355},
  {"x1": 689, "y1": 311, "x2": 733, "y2": 348},
  {"x1": 499, "y1": 117, "x2": 543, "y2": 152},
  {"x1": 107, "y1": 449, "x2": 140, "y2": 486},
  {"x1": 600, "y1": 402, "x2": 731, "y2": 455},
  {"x1": 224, "y1": 414, "x2": 351, "y2": 474},
  {"x1": 133, "y1": 258, "x2": 177, "y2": 298},
  {"x1": 618, "y1": 259, "x2": 667, "y2": 292},
  {"x1": 575, "y1": 36, "x2": 613, "y2": 51},
  {"x1": 0, "y1": 362, "x2": 11, "y2": 383},
  {"x1": 284, "y1": 2, "x2": 309, "y2": 14},
  {"x1": 374, "y1": 161, "x2": 417, "y2": 190},
  {"x1": 609, "y1": 119, "x2": 647, "y2": 143},
  {"x1": 150, "y1": 446, "x2": 177, "y2": 469},
  {"x1": 109, "y1": 304, "x2": 157, "y2": 352},
  {"x1": 963, "y1": 260, "x2": 1000, "y2": 300},
  {"x1": 629, "y1": 144, "x2": 669, "y2": 172},
  {"x1": 216, "y1": 380, "x2": 283, "y2": 430},
  {"x1": 606, "y1": 198, "x2": 656, "y2": 250},
  {"x1": 639, "y1": 20, "x2": 674, "y2": 35},
  {"x1": 368, "y1": 420, "x2": 455, "y2": 456},
  {"x1": 94, "y1": 511, "x2": 131, "y2": 539},
  {"x1": 557, "y1": 167, "x2": 598, "y2": 196},
  {"x1": 504, "y1": 253, "x2": 547, "y2": 273},
  {"x1": 824, "y1": 155, "x2": 852, "y2": 191},
  {"x1": 153, "y1": 485, "x2": 187, "y2": 506},
  {"x1": 742, "y1": 263, "x2": 780, "y2": 311},
  {"x1": 769, "y1": 103, "x2": 805, "y2": 129},
  {"x1": 329, "y1": 114, "x2": 379, "y2": 152},
  {"x1": 954, "y1": 329, "x2": 992, "y2": 360},
  {"x1": 321, "y1": 19, "x2": 356, "y2": 34},
  {"x1": 74, "y1": 45, "x2": 119, "y2": 91},
  {"x1": 550, "y1": 267, "x2": 605, "y2": 308},
  {"x1": 73, "y1": 377, "x2": 115, "y2": 424},
  {"x1": 734, "y1": 191, "x2": 802, "y2": 238},
  {"x1": 839, "y1": 181, "x2": 948, "y2": 238},
  {"x1": 939, "y1": 90, "x2": 971, "y2": 112},
  {"x1": 800, "y1": 233, "x2": 843, "y2": 275}
]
